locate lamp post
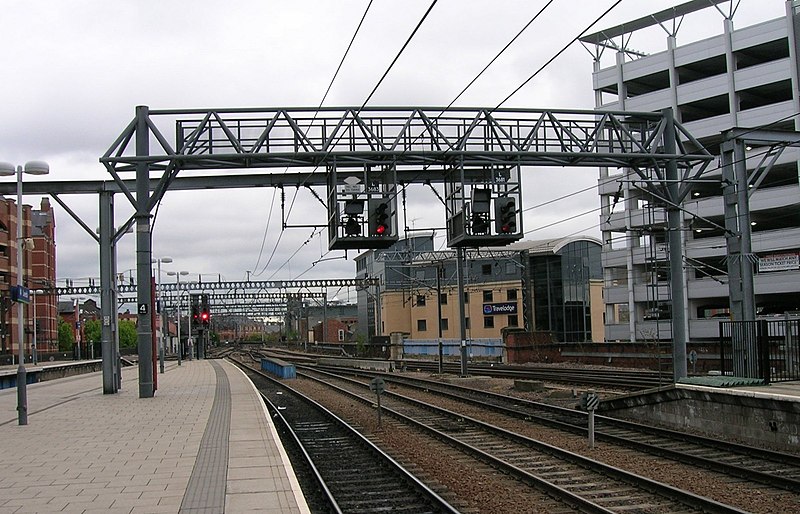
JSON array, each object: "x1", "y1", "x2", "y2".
[
  {"x1": 0, "y1": 160, "x2": 50, "y2": 426},
  {"x1": 167, "y1": 270, "x2": 188, "y2": 366},
  {"x1": 153, "y1": 257, "x2": 172, "y2": 374}
]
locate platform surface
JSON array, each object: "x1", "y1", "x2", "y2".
[{"x1": 0, "y1": 359, "x2": 309, "y2": 514}]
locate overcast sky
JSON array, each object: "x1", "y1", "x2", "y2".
[{"x1": 0, "y1": 0, "x2": 785, "y2": 301}]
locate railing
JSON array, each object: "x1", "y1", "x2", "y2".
[{"x1": 719, "y1": 319, "x2": 800, "y2": 383}]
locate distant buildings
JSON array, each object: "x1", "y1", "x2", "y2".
[
  {"x1": 0, "y1": 197, "x2": 57, "y2": 360},
  {"x1": 355, "y1": 234, "x2": 603, "y2": 343},
  {"x1": 584, "y1": 1, "x2": 800, "y2": 343}
]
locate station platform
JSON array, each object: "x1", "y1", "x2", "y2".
[
  {"x1": 0, "y1": 359, "x2": 310, "y2": 513},
  {"x1": 600, "y1": 379, "x2": 800, "y2": 452}
]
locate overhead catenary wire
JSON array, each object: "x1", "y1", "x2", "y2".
[
  {"x1": 494, "y1": 0, "x2": 623, "y2": 109},
  {"x1": 280, "y1": 0, "x2": 616, "y2": 262},
  {"x1": 253, "y1": 0, "x2": 376, "y2": 278},
  {"x1": 264, "y1": 0, "x2": 438, "y2": 282},
  {"x1": 371, "y1": 0, "x2": 624, "y2": 228},
  {"x1": 258, "y1": 2, "x2": 795, "y2": 284}
]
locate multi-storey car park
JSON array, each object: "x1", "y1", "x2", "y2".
[{"x1": 583, "y1": 0, "x2": 800, "y2": 344}]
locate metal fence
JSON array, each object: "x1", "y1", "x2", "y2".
[{"x1": 719, "y1": 319, "x2": 800, "y2": 383}]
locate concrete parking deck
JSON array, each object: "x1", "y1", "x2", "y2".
[{"x1": 0, "y1": 359, "x2": 309, "y2": 514}]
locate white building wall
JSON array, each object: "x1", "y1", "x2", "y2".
[{"x1": 592, "y1": 3, "x2": 800, "y2": 342}]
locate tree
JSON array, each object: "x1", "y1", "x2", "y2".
[
  {"x1": 84, "y1": 319, "x2": 101, "y2": 345},
  {"x1": 118, "y1": 320, "x2": 138, "y2": 349},
  {"x1": 58, "y1": 317, "x2": 74, "y2": 352}
]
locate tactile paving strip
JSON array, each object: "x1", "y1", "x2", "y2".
[{"x1": 179, "y1": 361, "x2": 231, "y2": 513}]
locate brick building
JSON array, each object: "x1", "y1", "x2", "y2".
[{"x1": 0, "y1": 197, "x2": 57, "y2": 359}]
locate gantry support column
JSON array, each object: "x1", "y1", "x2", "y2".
[
  {"x1": 99, "y1": 191, "x2": 118, "y2": 394},
  {"x1": 135, "y1": 106, "x2": 155, "y2": 398},
  {"x1": 721, "y1": 137, "x2": 757, "y2": 376},
  {"x1": 456, "y1": 247, "x2": 468, "y2": 376},
  {"x1": 663, "y1": 109, "x2": 688, "y2": 381}
]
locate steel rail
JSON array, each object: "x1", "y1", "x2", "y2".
[
  {"x1": 259, "y1": 392, "x2": 343, "y2": 514},
  {"x1": 361, "y1": 370, "x2": 800, "y2": 494},
  {"x1": 298, "y1": 366, "x2": 747, "y2": 514},
  {"x1": 230, "y1": 356, "x2": 461, "y2": 514}
]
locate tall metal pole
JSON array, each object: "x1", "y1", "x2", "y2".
[
  {"x1": 187, "y1": 296, "x2": 193, "y2": 361},
  {"x1": 135, "y1": 105, "x2": 155, "y2": 398},
  {"x1": 157, "y1": 259, "x2": 164, "y2": 374},
  {"x1": 176, "y1": 274, "x2": 182, "y2": 366},
  {"x1": 99, "y1": 191, "x2": 117, "y2": 393},
  {"x1": 663, "y1": 108, "x2": 688, "y2": 381},
  {"x1": 456, "y1": 247, "x2": 468, "y2": 376},
  {"x1": 436, "y1": 264, "x2": 443, "y2": 374},
  {"x1": 32, "y1": 290, "x2": 37, "y2": 365},
  {"x1": 733, "y1": 140, "x2": 756, "y2": 323},
  {"x1": 16, "y1": 166, "x2": 27, "y2": 425}
]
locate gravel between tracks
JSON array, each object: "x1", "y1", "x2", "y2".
[{"x1": 293, "y1": 371, "x2": 800, "y2": 514}]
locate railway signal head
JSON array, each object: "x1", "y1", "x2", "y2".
[
  {"x1": 343, "y1": 200, "x2": 364, "y2": 236},
  {"x1": 344, "y1": 215, "x2": 361, "y2": 236},
  {"x1": 368, "y1": 199, "x2": 392, "y2": 237},
  {"x1": 495, "y1": 196, "x2": 517, "y2": 234},
  {"x1": 471, "y1": 212, "x2": 489, "y2": 234}
]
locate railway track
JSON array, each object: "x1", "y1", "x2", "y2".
[
  {"x1": 342, "y1": 369, "x2": 800, "y2": 494},
  {"x1": 232, "y1": 358, "x2": 460, "y2": 514},
  {"x1": 401, "y1": 360, "x2": 668, "y2": 389},
  {"x1": 259, "y1": 347, "x2": 668, "y2": 390},
  {"x1": 297, "y1": 366, "x2": 749, "y2": 514}
]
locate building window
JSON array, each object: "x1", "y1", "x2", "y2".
[
  {"x1": 417, "y1": 319, "x2": 427, "y2": 331},
  {"x1": 484, "y1": 316, "x2": 494, "y2": 328},
  {"x1": 463, "y1": 292, "x2": 469, "y2": 304},
  {"x1": 482, "y1": 264, "x2": 492, "y2": 275},
  {"x1": 338, "y1": 329, "x2": 345, "y2": 341},
  {"x1": 416, "y1": 295, "x2": 426, "y2": 306},
  {"x1": 483, "y1": 290, "x2": 493, "y2": 302},
  {"x1": 440, "y1": 293, "x2": 448, "y2": 305},
  {"x1": 508, "y1": 315, "x2": 518, "y2": 327},
  {"x1": 465, "y1": 317, "x2": 470, "y2": 329},
  {"x1": 507, "y1": 289, "x2": 518, "y2": 301},
  {"x1": 506, "y1": 262, "x2": 516, "y2": 274},
  {"x1": 440, "y1": 318, "x2": 449, "y2": 331}
]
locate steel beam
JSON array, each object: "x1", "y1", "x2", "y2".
[{"x1": 102, "y1": 107, "x2": 712, "y2": 173}]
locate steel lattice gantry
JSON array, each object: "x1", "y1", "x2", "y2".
[{"x1": 95, "y1": 105, "x2": 712, "y2": 397}]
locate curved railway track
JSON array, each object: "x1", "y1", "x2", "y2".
[
  {"x1": 232, "y1": 357, "x2": 460, "y2": 514},
  {"x1": 332, "y1": 368, "x2": 800, "y2": 495},
  {"x1": 296, "y1": 366, "x2": 748, "y2": 514}
]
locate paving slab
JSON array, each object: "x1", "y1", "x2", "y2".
[{"x1": 0, "y1": 359, "x2": 309, "y2": 514}]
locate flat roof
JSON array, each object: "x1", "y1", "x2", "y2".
[{"x1": 580, "y1": 0, "x2": 730, "y2": 45}]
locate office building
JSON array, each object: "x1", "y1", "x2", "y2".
[{"x1": 355, "y1": 235, "x2": 603, "y2": 343}]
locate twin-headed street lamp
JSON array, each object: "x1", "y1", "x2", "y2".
[{"x1": 0, "y1": 160, "x2": 50, "y2": 426}]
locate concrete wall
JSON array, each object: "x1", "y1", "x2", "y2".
[{"x1": 599, "y1": 385, "x2": 800, "y2": 452}]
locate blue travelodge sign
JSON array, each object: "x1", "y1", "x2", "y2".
[{"x1": 482, "y1": 302, "x2": 517, "y2": 315}]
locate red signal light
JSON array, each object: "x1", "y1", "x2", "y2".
[
  {"x1": 375, "y1": 223, "x2": 387, "y2": 235},
  {"x1": 201, "y1": 312, "x2": 209, "y2": 321}
]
